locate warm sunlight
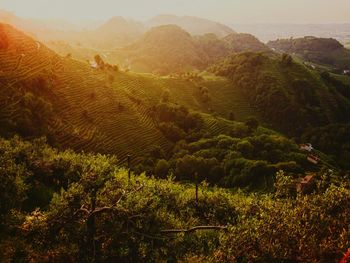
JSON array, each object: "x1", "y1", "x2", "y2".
[{"x1": 0, "y1": 0, "x2": 350, "y2": 262}]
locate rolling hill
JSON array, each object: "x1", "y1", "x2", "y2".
[
  {"x1": 110, "y1": 25, "x2": 269, "y2": 74},
  {"x1": 223, "y1": 33, "x2": 270, "y2": 53},
  {"x1": 2, "y1": 22, "x2": 349, "y2": 172},
  {"x1": 77, "y1": 16, "x2": 144, "y2": 49},
  {"x1": 113, "y1": 25, "x2": 209, "y2": 74},
  {"x1": 210, "y1": 52, "x2": 350, "y2": 134},
  {"x1": 0, "y1": 23, "x2": 260, "y2": 164},
  {"x1": 147, "y1": 14, "x2": 235, "y2": 37},
  {"x1": 0, "y1": 22, "x2": 170, "y2": 164},
  {"x1": 267, "y1": 36, "x2": 350, "y2": 69},
  {"x1": 0, "y1": 11, "x2": 144, "y2": 49}
]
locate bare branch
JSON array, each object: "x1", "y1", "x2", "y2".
[
  {"x1": 74, "y1": 207, "x2": 90, "y2": 217},
  {"x1": 161, "y1": 225, "x2": 228, "y2": 234},
  {"x1": 131, "y1": 231, "x2": 168, "y2": 240},
  {"x1": 89, "y1": 206, "x2": 114, "y2": 217}
]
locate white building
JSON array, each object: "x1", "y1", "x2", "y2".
[{"x1": 300, "y1": 143, "x2": 313, "y2": 152}]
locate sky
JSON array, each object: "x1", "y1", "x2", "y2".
[{"x1": 1, "y1": 0, "x2": 350, "y2": 24}]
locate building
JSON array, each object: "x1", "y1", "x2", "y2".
[
  {"x1": 300, "y1": 143, "x2": 313, "y2": 152},
  {"x1": 307, "y1": 154, "x2": 320, "y2": 165},
  {"x1": 90, "y1": 61, "x2": 98, "y2": 69}
]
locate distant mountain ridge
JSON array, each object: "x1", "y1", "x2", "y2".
[
  {"x1": 0, "y1": 10, "x2": 237, "y2": 49},
  {"x1": 268, "y1": 36, "x2": 350, "y2": 69},
  {"x1": 147, "y1": 14, "x2": 235, "y2": 37},
  {"x1": 111, "y1": 25, "x2": 269, "y2": 74},
  {"x1": 232, "y1": 23, "x2": 350, "y2": 43},
  {"x1": 78, "y1": 16, "x2": 145, "y2": 48}
]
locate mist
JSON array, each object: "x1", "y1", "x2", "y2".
[{"x1": 1, "y1": 0, "x2": 350, "y2": 25}]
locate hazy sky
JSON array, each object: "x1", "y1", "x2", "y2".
[{"x1": 1, "y1": 0, "x2": 350, "y2": 24}]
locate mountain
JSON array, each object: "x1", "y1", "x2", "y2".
[
  {"x1": 84, "y1": 16, "x2": 144, "y2": 48},
  {"x1": 2, "y1": 22, "x2": 350, "y2": 172},
  {"x1": 232, "y1": 23, "x2": 350, "y2": 43},
  {"x1": 3, "y1": 22, "x2": 333, "y2": 189},
  {"x1": 223, "y1": 33, "x2": 270, "y2": 53},
  {"x1": 0, "y1": 18, "x2": 349, "y2": 263},
  {"x1": 111, "y1": 26, "x2": 269, "y2": 74},
  {"x1": 147, "y1": 15, "x2": 235, "y2": 37},
  {"x1": 1, "y1": 23, "x2": 265, "y2": 164},
  {"x1": 0, "y1": 11, "x2": 144, "y2": 49},
  {"x1": 0, "y1": 22, "x2": 319, "y2": 170},
  {"x1": 0, "y1": 10, "x2": 52, "y2": 39},
  {"x1": 267, "y1": 36, "x2": 350, "y2": 69},
  {"x1": 42, "y1": 16, "x2": 145, "y2": 49},
  {"x1": 0, "y1": 22, "x2": 170, "y2": 162},
  {"x1": 111, "y1": 25, "x2": 211, "y2": 74}
]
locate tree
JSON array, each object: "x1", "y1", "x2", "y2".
[
  {"x1": 154, "y1": 159, "x2": 170, "y2": 178},
  {"x1": 175, "y1": 154, "x2": 219, "y2": 182},
  {"x1": 236, "y1": 140, "x2": 254, "y2": 158},
  {"x1": 159, "y1": 122, "x2": 186, "y2": 142},
  {"x1": 244, "y1": 117, "x2": 259, "y2": 132}
]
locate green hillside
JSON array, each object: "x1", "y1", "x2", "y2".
[
  {"x1": 267, "y1": 36, "x2": 350, "y2": 69},
  {"x1": 1, "y1": 20, "x2": 350, "y2": 263},
  {"x1": 211, "y1": 52, "x2": 350, "y2": 134},
  {"x1": 1, "y1": 23, "x2": 348, "y2": 175},
  {"x1": 2, "y1": 23, "x2": 333, "y2": 188},
  {"x1": 0, "y1": 23, "x2": 260, "y2": 165},
  {"x1": 0, "y1": 23, "x2": 169, "y2": 164}
]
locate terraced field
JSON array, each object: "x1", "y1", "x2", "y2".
[
  {"x1": 0, "y1": 23, "x2": 260, "y2": 164},
  {"x1": 112, "y1": 73, "x2": 258, "y2": 121},
  {"x1": 202, "y1": 75, "x2": 259, "y2": 120},
  {"x1": 0, "y1": 24, "x2": 172, "y2": 164}
]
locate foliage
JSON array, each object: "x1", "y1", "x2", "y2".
[
  {"x1": 139, "y1": 126, "x2": 310, "y2": 190},
  {"x1": 0, "y1": 76, "x2": 54, "y2": 138},
  {"x1": 211, "y1": 184, "x2": 350, "y2": 263},
  {"x1": 0, "y1": 136, "x2": 349, "y2": 262},
  {"x1": 151, "y1": 102, "x2": 204, "y2": 142},
  {"x1": 210, "y1": 52, "x2": 350, "y2": 135}
]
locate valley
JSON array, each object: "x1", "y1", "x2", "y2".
[{"x1": 0, "y1": 5, "x2": 350, "y2": 262}]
